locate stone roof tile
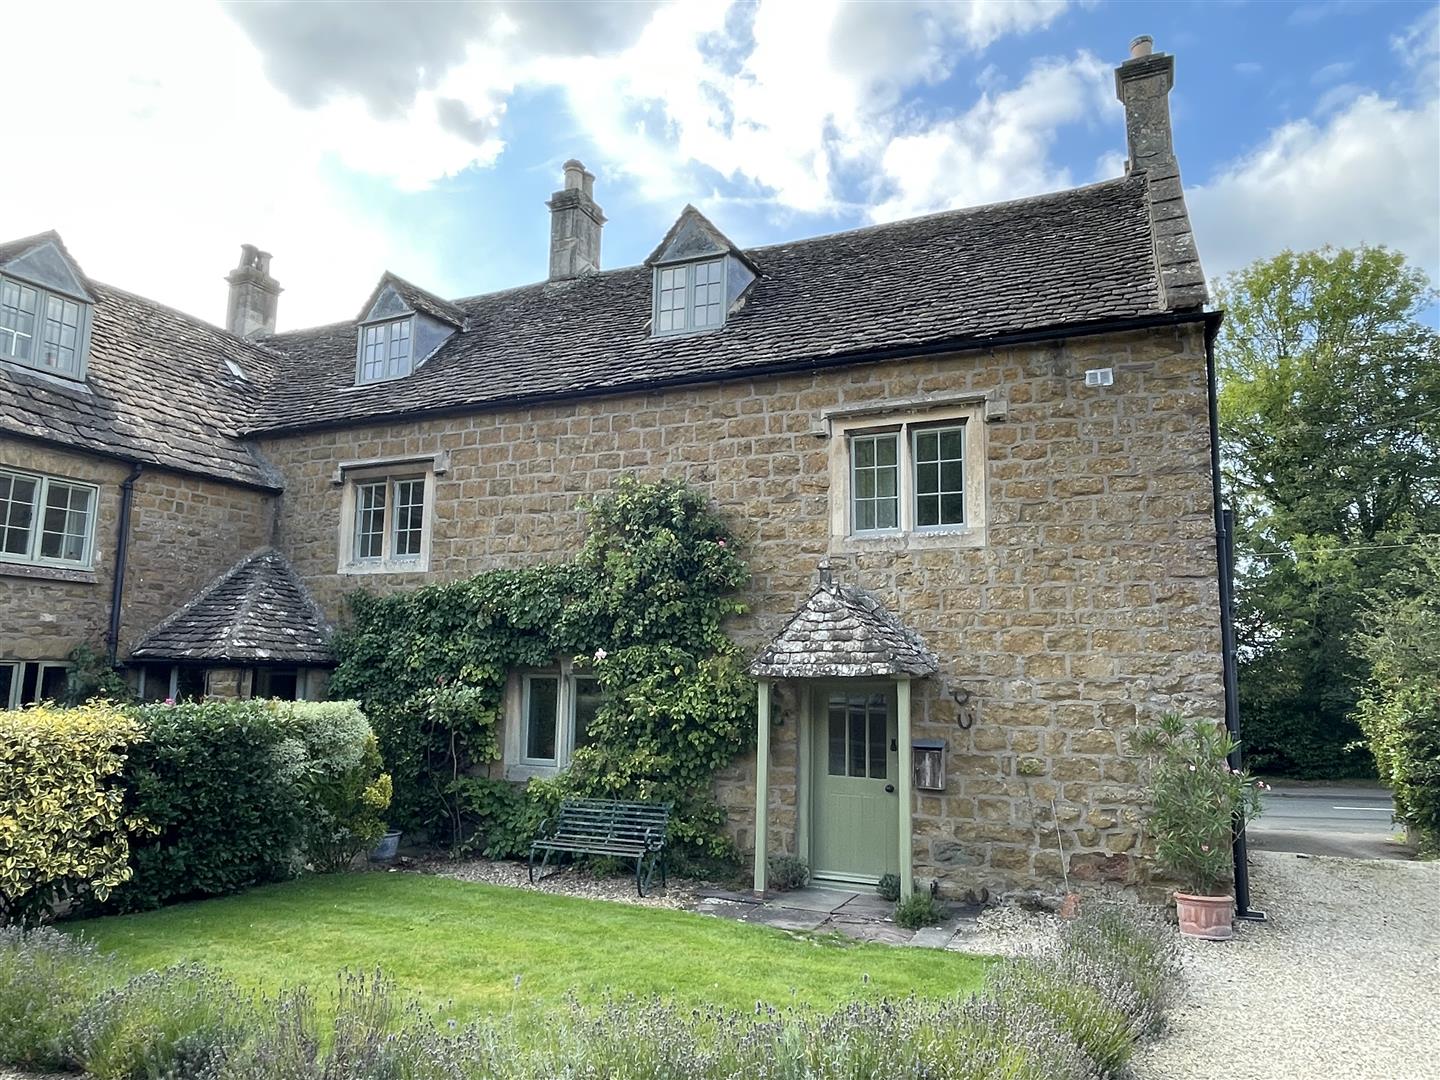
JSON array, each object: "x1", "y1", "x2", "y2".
[{"x1": 130, "y1": 548, "x2": 333, "y2": 665}]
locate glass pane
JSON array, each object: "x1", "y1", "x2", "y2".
[
  {"x1": 391, "y1": 478, "x2": 425, "y2": 558},
  {"x1": 0, "y1": 474, "x2": 36, "y2": 556},
  {"x1": 573, "y1": 676, "x2": 601, "y2": 749},
  {"x1": 175, "y1": 667, "x2": 206, "y2": 702},
  {"x1": 941, "y1": 493, "x2": 965, "y2": 524},
  {"x1": 848, "y1": 703, "x2": 865, "y2": 776},
  {"x1": 854, "y1": 500, "x2": 875, "y2": 533},
  {"x1": 525, "y1": 677, "x2": 559, "y2": 761},
  {"x1": 940, "y1": 428, "x2": 965, "y2": 460},
  {"x1": 876, "y1": 467, "x2": 896, "y2": 499},
  {"x1": 876, "y1": 436, "x2": 897, "y2": 467},
  {"x1": 0, "y1": 664, "x2": 13, "y2": 709},
  {"x1": 876, "y1": 498, "x2": 898, "y2": 530},
  {"x1": 854, "y1": 439, "x2": 874, "y2": 468},
  {"x1": 916, "y1": 462, "x2": 939, "y2": 495},
  {"x1": 868, "y1": 696, "x2": 887, "y2": 779},
  {"x1": 855, "y1": 469, "x2": 875, "y2": 499},
  {"x1": 917, "y1": 495, "x2": 939, "y2": 528},
  {"x1": 39, "y1": 482, "x2": 91, "y2": 563},
  {"x1": 827, "y1": 703, "x2": 847, "y2": 775},
  {"x1": 39, "y1": 665, "x2": 68, "y2": 703},
  {"x1": 940, "y1": 460, "x2": 964, "y2": 492},
  {"x1": 353, "y1": 482, "x2": 386, "y2": 559},
  {"x1": 915, "y1": 431, "x2": 937, "y2": 462}
]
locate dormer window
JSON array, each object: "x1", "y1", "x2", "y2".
[
  {"x1": 0, "y1": 274, "x2": 88, "y2": 378},
  {"x1": 646, "y1": 205, "x2": 758, "y2": 341},
  {"x1": 654, "y1": 258, "x2": 726, "y2": 336},
  {"x1": 357, "y1": 317, "x2": 413, "y2": 383}
]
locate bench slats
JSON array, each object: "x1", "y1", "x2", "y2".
[{"x1": 529, "y1": 797, "x2": 673, "y2": 896}]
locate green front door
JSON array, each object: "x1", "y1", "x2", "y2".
[{"x1": 810, "y1": 686, "x2": 899, "y2": 883}]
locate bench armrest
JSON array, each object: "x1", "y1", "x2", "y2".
[
  {"x1": 533, "y1": 816, "x2": 554, "y2": 841},
  {"x1": 643, "y1": 825, "x2": 666, "y2": 851}
]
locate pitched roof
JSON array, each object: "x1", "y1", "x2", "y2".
[
  {"x1": 130, "y1": 548, "x2": 333, "y2": 665},
  {"x1": 0, "y1": 234, "x2": 281, "y2": 489},
  {"x1": 748, "y1": 572, "x2": 939, "y2": 679},
  {"x1": 251, "y1": 175, "x2": 1168, "y2": 434},
  {"x1": 360, "y1": 271, "x2": 467, "y2": 328}
]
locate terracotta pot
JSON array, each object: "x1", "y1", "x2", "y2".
[{"x1": 1174, "y1": 891, "x2": 1235, "y2": 940}]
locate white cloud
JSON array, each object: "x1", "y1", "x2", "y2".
[
  {"x1": 0, "y1": 3, "x2": 499, "y2": 328},
  {"x1": 868, "y1": 53, "x2": 1116, "y2": 222},
  {"x1": 1189, "y1": 94, "x2": 1440, "y2": 282}
]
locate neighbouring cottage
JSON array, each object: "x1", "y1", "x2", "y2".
[{"x1": 0, "y1": 39, "x2": 1228, "y2": 900}]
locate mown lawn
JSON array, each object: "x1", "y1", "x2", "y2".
[{"x1": 67, "y1": 872, "x2": 990, "y2": 1020}]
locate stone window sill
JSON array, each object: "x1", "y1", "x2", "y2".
[
  {"x1": 0, "y1": 560, "x2": 98, "y2": 584},
  {"x1": 504, "y1": 762, "x2": 560, "y2": 782},
  {"x1": 829, "y1": 527, "x2": 986, "y2": 555},
  {"x1": 338, "y1": 559, "x2": 431, "y2": 576}
]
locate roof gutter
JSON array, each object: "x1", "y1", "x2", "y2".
[
  {"x1": 243, "y1": 309, "x2": 1222, "y2": 439},
  {"x1": 106, "y1": 463, "x2": 143, "y2": 667}
]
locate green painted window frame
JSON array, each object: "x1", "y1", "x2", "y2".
[
  {"x1": 0, "y1": 273, "x2": 91, "y2": 380},
  {"x1": 0, "y1": 467, "x2": 98, "y2": 569},
  {"x1": 911, "y1": 423, "x2": 966, "y2": 530}
]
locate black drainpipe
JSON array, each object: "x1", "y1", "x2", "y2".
[
  {"x1": 106, "y1": 463, "x2": 144, "y2": 668},
  {"x1": 1203, "y1": 318, "x2": 1265, "y2": 922}
]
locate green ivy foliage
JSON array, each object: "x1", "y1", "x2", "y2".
[{"x1": 330, "y1": 477, "x2": 755, "y2": 856}]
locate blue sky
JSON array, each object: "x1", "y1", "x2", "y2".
[{"x1": 2, "y1": 1, "x2": 1435, "y2": 329}]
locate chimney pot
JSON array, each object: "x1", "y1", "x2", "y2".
[
  {"x1": 548, "y1": 159, "x2": 605, "y2": 281},
  {"x1": 1129, "y1": 34, "x2": 1154, "y2": 58},
  {"x1": 225, "y1": 244, "x2": 282, "y2": 338}
]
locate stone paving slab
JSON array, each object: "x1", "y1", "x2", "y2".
[
  {"x1": 696, "y1": 898, "x2": 751, "y2": 919},
  {"x1": 830, "y1": 920, "x2": 915, "y2": 945},
  {"x1": 906, "y1": 926, "x2": 958, "y2": 949},
  {"x1": 743, "y1": 906, "x2": 831, "y2": 932},
  {"x1": 834, "y1": 892, "x2": 894, "y2": 916},
  {"x1": 766, "y1": 886, "x2": 859, "y2": 912}
]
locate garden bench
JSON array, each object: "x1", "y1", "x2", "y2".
[{"x1": 529, "y1": 798, "x2": 672, "y2": 896}]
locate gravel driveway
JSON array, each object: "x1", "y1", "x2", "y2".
[{"x1": 1133, "y1": 849, "x2": 1440, "y2": 1080}]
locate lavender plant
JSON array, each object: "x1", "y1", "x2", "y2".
[
  {"x1": 69, "y1": 964, "x2": 254, "y2": 1080},
  {"x1": 0, "y1": 926, "x2": 114, "y2": 1068}
]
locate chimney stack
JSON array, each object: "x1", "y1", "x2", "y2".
[
  {"x1": 547, "y1": 159, "x2": 605, "y2": 281},
  {"x1": 1114, "y1": 35, "x2": 1175, "y2": 175},
  {"x1": 1113, "y1": 37, "x2": 1208, "y2": 311},
  {"x1": 225, "y1": 244, "x2": 282, "y2": 337}
]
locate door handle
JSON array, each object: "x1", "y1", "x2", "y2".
[{"x1": 884, "y1": 784, "x2": 896, "y2": 793}]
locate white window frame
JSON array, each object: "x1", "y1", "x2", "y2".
[
  {"x1": 828, "y1": 402, "x2": 987, "y2": 547},
  {"x1": 651, "y1": 257, "x2": 727, "y2": 337},
  {"x1": 0, "y1": 660, "x2": 71, "y2": 709},
  {"x1": 0, "y1": 467, "x2": 98, "y2": 569},
  {"x1": 355, "y1": 316, "x2": 415, "y2": 384},
  {"x1": 0, "y1": 273, "x2": 92, "y2": 380},
  {"x1": 505, "y1": 661, "x2": 602, "y2": 779},
  {"x1": 337, "y1": 464, "x2": 435, "y2": 574}
]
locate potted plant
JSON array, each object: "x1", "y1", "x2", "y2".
[{"x1": 1129, "y1": 713, "x2": 1266, "y2": 940}]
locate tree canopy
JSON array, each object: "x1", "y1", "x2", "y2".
[{"x1": 1217, "y1": 246, "x2": 1440, "y2": 776}]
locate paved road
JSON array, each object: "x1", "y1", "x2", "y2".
[{"x1": 1247, "y1": 784, "x2": 1414, "y2": 860}]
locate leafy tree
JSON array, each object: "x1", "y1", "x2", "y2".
[{"x1": 1217, "y1": 246, "x2": 1440, "y2": 777}]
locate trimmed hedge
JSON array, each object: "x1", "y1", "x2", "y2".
[
  {"x1": 0, "y1": 900, "x2": 1180, "y2": 1078},
  {"x1": 103, "y1": 699, "x2": 390, "y2": 914},
  {"x1": 0, "y1": 703, "x2": 144, "y2": 924}
]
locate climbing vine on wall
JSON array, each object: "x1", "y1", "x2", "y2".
[{"x1": 329, "y1": 477, "x2": 754, "y2": 856}]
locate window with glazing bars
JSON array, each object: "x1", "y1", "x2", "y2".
[
  {"x1": 850, "y1": 432, "x2": 899, "y2": 532},
  {"x1": 350, "y1": 475, "x2": 425, "y2": 564},
  {"x1": 652, "y1": 258, "x2": 725, "y2": 335},
  {"x1": 357, "y1": 318, "x2": 414, "y2": 383},
  {"x1": 0, "y1": 469, "x2": 96, "y2": 566},
  {"x1": 913, "y1": 425, "x2": 965, "y2": 528},
  {"x1": 0, "y1": 275, "x2": 87, "y2": 377},
  {"x1": 826, "y1": 692, "x2": 889, "y2": 778}
]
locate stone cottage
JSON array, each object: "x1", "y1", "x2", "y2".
[{"x1": 0, "y1": 40, "x2": 1228, "y2": 901}]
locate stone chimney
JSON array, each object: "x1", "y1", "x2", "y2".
[
  {"x1": 1114, "y1": 37, "x2": 1207, "y2": 310},
  {"x1": 225, "y1": 244, "x2": 281, "y2": 337},
  {"x1": 547, "y1": 159, "x2": 605, "y2": 281},
  {"x1": 1114, "y1": 35, "x2": 1175, "y2": 176}
]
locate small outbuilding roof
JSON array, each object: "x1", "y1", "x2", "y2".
[
  {"x1": 130, "y1": 548, "x2": 333, "y2": 666},
  {"x1": 748, "y1": 567, "x2": 939, "y2": 679}
]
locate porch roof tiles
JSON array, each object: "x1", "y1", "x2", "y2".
[
  {"x1": 748, "y1": 575, "x2": 939, "y2": 680},
  {"x1": 130, "y1": 547, "x2": 333, "y2": 666}
]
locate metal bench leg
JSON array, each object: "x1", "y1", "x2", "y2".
[{"x1": 530, "y1": 846, "x2": 555, "y2": 885}]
